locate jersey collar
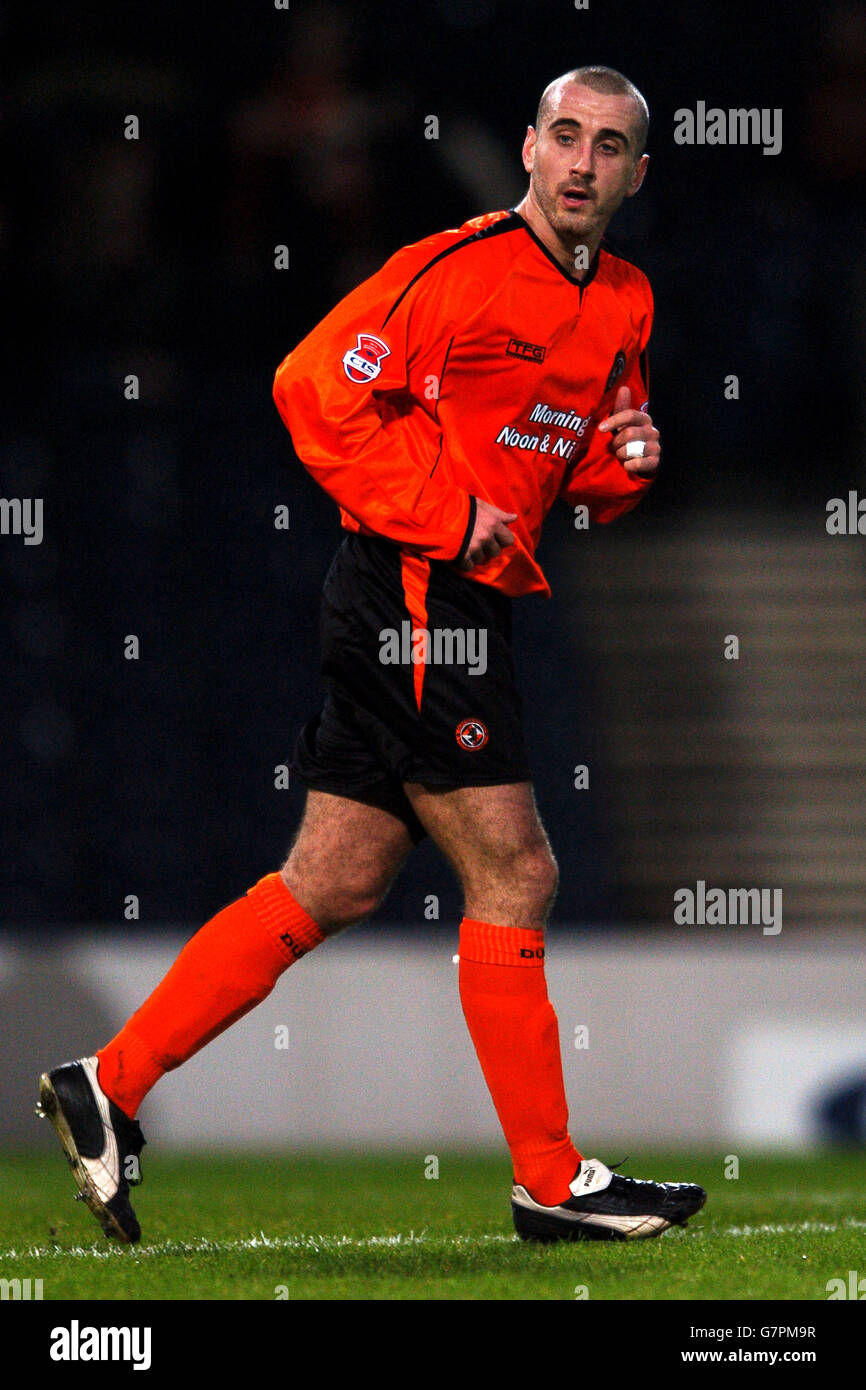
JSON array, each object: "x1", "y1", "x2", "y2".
[{"x1": 509, "y1": 209, "x2": 602, "y2": 293}]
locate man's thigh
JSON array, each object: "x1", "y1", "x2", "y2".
[
  {"x1": 404, "y1": 780, "x2": 549, "y2": 856},
  {"x1": 281, "y1": 789, "x2": 415, "y2": 932}
]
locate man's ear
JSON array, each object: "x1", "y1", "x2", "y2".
[
  {"x1": 628, "y1": 153, "x2": 649, "y2": 197},
  {"x1": 522, "y1": 125, "x2": 537, "y2": 175}
]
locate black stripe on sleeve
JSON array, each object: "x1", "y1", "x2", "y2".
[
  {"x1": 453, "y1": 494, "x2": 477, "y2": 567},
  {"x1": 381, "y1": 213, "x2": 522, "y2": 329},
  {"x1": 433, "y1": 335, "x2": 454, "y2": 425}
]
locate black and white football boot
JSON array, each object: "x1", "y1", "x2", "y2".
[
  {"x1": 36, "y1": 1056, "x2": 146, "y2": 1244},
  {"x1": 512, "y1": 1157, "x2": 706, "y2": 1242}
]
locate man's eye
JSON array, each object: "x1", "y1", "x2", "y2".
[
  {"x1": 557, "y1": 134, "x2": 574, "y2": 145},
  {"x1": 599, "y1": 144, "x2": 620, "y2": 155}
]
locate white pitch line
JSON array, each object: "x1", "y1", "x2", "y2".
[
  {"x1": 3, "y1": 1232, "x2": 518, "y2": 1260},
  {"x1": 6, "y1": 1218, "x2": 866, "y2": 1260},
  {"x1": 722, "y1": 1218, "x2": 866, "y2": 1237}
]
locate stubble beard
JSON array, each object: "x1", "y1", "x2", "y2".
[{"x1": 534, "y1": 178, "x2": 596, "y2": 257}]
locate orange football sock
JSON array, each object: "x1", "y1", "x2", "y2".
[
  {"x1": 458, "y1": 917, "x2": 582, "y2": 1206},
  {"x1": 96, "y1": 873, "x2": 324, "y2": 1118}
]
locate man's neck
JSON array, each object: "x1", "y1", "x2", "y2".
[{"x1": 514, "y1": 191, "x2": 601, "y2": 281}]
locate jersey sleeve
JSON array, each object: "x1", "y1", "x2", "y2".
[
  {"x1": 273, "y1": 244, "x2": 473, "y2": 563},
  {"x1": 559, "y1": 286, "x2": 656, "y2": 524}
]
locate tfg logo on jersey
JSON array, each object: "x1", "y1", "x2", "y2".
[
  {"x1": 342, "y1": 333, "x2": 391, "y2": 384},
  {"x1": 506, "y1": 337, "x2": 546, "y2": 363},
  {"x1": 455, "y1": 718, "x2": 489, "y2": 751},
  {"x1": 605, "y1": 350, "x2": 627, "y2": 392}
]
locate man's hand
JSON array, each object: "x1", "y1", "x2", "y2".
[
  {"x1": 459, "y1": 497, "x2": 518, "y2": 571},
  {"x1": 598, "y1": 385, "x2": 661, "y2": 478}
]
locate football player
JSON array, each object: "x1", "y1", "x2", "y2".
[{"x1": 39, "y1": 66, "x2": 705, "y2": 1245}]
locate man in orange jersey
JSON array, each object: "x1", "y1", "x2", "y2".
[{"x1": 39, "y1": 67, "x2": 705, "y2": 1245}]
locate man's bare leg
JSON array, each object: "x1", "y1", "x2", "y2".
[
  {"x1": 93, "y1": 788, "x2": 415, "y2": 1091},
  {"x1": 403, "y1": 781, "x2": 558, "y2": 930},
  {"x1": 37, "y1": 790, "x2": 413, "y2": 1242},
  {"x1": 402, "y1": 779, "x2": 707, "y2": 1240},
  {"x1": 280, "y1": 790, "x2": 415, "y2": 934}
]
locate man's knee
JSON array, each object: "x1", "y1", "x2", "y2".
[
  {"x1": 464, "y1": 837, "x2": 559, "y2": 920},
  {"x1": 278, "y1": 861, "x2": 387, "y2": 936},
  {"x1": 517, "y1": 842, "x2": 559, "y2": 915}
]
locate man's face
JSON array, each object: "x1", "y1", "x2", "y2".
[{"x1": 522, "y1": 82, "x2": 648, "y2": 251}]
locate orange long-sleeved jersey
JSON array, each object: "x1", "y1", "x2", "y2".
[{"x1": 273, "y1": 209, "x2": 654, "y2": 598}]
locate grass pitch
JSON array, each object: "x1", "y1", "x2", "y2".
[{"x1": 1, "y1": 1149, "x2": 865, "y2": 1301}]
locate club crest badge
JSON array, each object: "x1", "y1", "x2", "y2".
[{"x1": 456, "y1": 718, "x2": 489, "y2": 751}]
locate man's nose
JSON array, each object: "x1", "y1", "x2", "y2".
[{"x1": 569, "y1": 142, "x2": 594, "y2": 177}]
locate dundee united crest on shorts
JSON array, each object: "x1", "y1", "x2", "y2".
[
  {"x1": 342, "y1": 332, "x2": 391, "y2": 384},
  {"x1": 456, "y1": 718, "x2": 489, "y2": 750}
]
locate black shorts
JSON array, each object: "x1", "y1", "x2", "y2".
[{"x1": 291, "y1": 533, "x2": 531, "y2": 840}]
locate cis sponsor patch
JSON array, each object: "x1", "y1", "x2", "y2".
[{"x1": 342, "y1": 333, "x2": 391, "y2": 384}]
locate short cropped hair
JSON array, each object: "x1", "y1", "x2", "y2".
[{"x1": 535, "y1": 66, "x2": 649, "y2": 156}]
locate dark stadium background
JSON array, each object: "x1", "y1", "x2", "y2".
[{"x1": 2, "y1": 0, "x2": 864, "y2": 928}]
